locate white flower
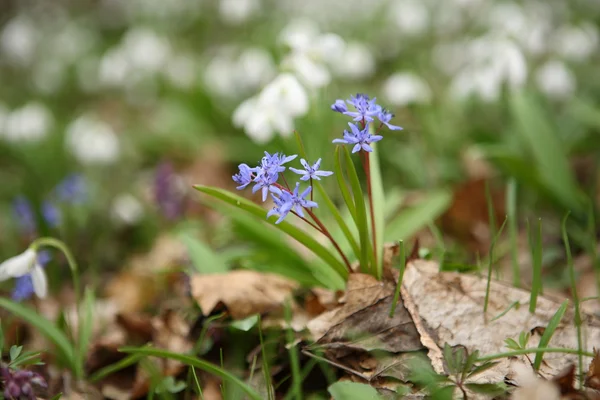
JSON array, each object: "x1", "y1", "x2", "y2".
[
  {"x1": 1, "y1": 16, "x2": 38, "y2": 65},
  {"x1": 0, "y1": 249, "x2": 47, "y2": 298},
  {"x1": 164, "y1": 54, "x2": 197, "y2": 89},
  {"x1": 65, "y1": 115, "x2": 120, "y2": 165},
  {"x1": 2, "y1": 103, "x2": 53, "y2": 142},
  {"x1": 535, "y1": 61, "x2": 576, "y2": 99},
  {"x1": 111, "y1": 194, "x2": 144, "y2": 225},
  {"x1": 332, "y1": 42, "x2": 375, "y2": 80},
  {"x1": 122, "y1": 28, "x2": 171, "y2": 73},
  {"x1": 390, "y1": 0, "x2": 430, "y2": 36},
  {"x1": 219, "y1": 0, "x2": 261, "y2": 24},
  {"x1": 383, "y1": 73, "x2": 432, "y2": 106},
  {"x1": 233, "y1": 73, "x2": 308, "y2": 143},
  {"x1": 554, "y1": 24, "x2": 599, "y2": 62},
  {"x1": 237, "y1": 48, "x2": 276, "y2": 90}
]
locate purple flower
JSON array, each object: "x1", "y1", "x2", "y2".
[
  {"x1": 13, "y1": 197, "x2": 36, "y2": 236},
  {"x1": 11, "y1": 251, "x2": 51, "y2": 302},
  {"x1": 267, "y1": 183, "x2": 318, "y2": 223},
  {"x1": 332, "y1": 122, "x2": 383, "y2": 153},
  {"x1": 289, "y1": 159, "x2": 333, "y2": 181},
  {"x1": 331, "y1": 99, "x2": 348, "y2": 113},
  {"x1": 1, "y1": 366, "x2": 47, "y2": 400},
  {"x1": 343, "y1": 94, "x2": 381, "y2": 122},
  {"x1": 232, "y1": 163, "x2": 255, "y2": 190},
  {"x1": 154, "y1": 162, "x2": 186, "y2": 220},
  {"x1": 377, "y1": 109, "x2": 403, "y2": 131},
  {"x1": 55, "y1": 174, "x2": 87, "y2": 203},
  {"x1": 252, "y1": 169, "x2": 279, "y2": 202}
]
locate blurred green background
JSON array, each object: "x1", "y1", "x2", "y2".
[{"x1": 1, "y1": 0, "x2": 599, "y2": 294}]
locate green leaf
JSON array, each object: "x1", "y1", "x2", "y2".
[
  {"x1": 467, "y1": 362, "x2": 499, "y2": 379},
  {"x1": 179, "y1": 231, "x2": 229, "y2": 274},
  {"x1": 230, "y1": 315, "x2": 259, "y2": 331},
  {"x1": 368, "y1": 142, "x2": 385, "y2": 277},
  {"x1": 511, "y1": 91, "x2": 585, "y2": 213},
  {"x1": 341, "y1": 146, "x2": 373, "y2": 274},
  {"x1": 465, "y1": 383, "x2": 507, "y2": 396},
  {"x1": 519, "y1": 331, "x2": 531, "y2": 348},
  {"x1": 89, "y1": 353, "x2": 144, "y2": 382},
  {"x1": 328, "y1": 381, "x2": 381, "y2": 400},
  {"x1": 504, "y1": 338, "x2": 520, "y2": 350},
  {"x1": 10, "y1": 345, "x2": 23, "y2": 361},
  {"x1": 0, "y1": 298, "x2": 76, "y2": 372},
  {"x1": 533, "y1": 300, "x2": 569, "y2": 370},
  {"x1": 194, "y1": 185, "x2": 348, "y2": 281},
  {"x1": 120, "y1": 347, "x2": 263, "y2": 400},
  {"x1": 334, "y1": 146, "x2": 357, "y2": 221},
  {"x1": 385, "y1": 189, "x2": 452, "y2": 242},
  {"x1": 77, "y1": 287, "x2": 95, "y2": 378}
]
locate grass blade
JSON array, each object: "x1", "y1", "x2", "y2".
[
  {"x1": 389, "y1": 240, "x2": 406, "y2": 318},
  {"x1": 368, "y1": 142, "x2": 386, "y2": 278},
  {"x1": 0, "y1": 299, "x2": 76, "y2": 373},
  {"x1": 334, "y1": 146, "x2": 357, "y2": 221},
  {"x1": 77, "y1": 287, "x2": 95, "y2": 378},
  {"x1": 89, "y1": 353, "x2": 144, "y2": 382},
  {"x1": 328, "y1": 381, "x2": 381, "y2": 400},
  {"x1": 507, "y1": 178, "x2": 520, "y2": 287},
  {"x1": 562, "y1": 212, "x2": 583, "y2": 386},
  {"x1": 284, "y1": 300, "x2": 302, "y2": 400},
  {"x1": 194, "y1": 185, "x2": 348, "y2": 280},
  {"x1": 533, "y1": 300, "x2": 569, "y2": 370},
  {"x1": 529, "y1": 218, "x2": 543, "y2": 313},
  {"x1": 341, "y1": 146, "x2": 374, "y2": 274},
  {"x1": 483, "y1": 218, "x2": 507, "y2": 313},
  {"x1": 120, "y1": 347, "x2": 263, "y2": 400},
  {"x1": 179, "y1": 231, "x2": 229, "y2": 274}
]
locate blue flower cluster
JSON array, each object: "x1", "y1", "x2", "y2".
[
  {"x1": 331, "y1": 93, "x2": 402, "y2": 153},
  {"x1": 233, "y1": 151, "x2": 332, "y2": 224}
]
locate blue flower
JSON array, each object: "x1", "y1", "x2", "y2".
[
  {"x1": 343, "y1": 94, "x2": 381, "y2": 122},
  {"x1": 267, "y1": 183, "x2": 318, "y2": 223},
  {"x1": 11, "y1": 250, "x2": 51, "y2": 302},
  {"x1": 331, "y1": 99, "x2": 348, "y2": 113},
  {"x1": 13, "y1": 197, "x2": 36, "y2": 236},
  {"x1": 232, "y1": 163, "x2": 255, "y2": 190},
  {"x1": 289, "y1": 159, "x2": 333, "y2": 181},
  {"x1": 332, "y1": 122, "x2": 383, "y2": 153},
  {"x1": 42, "y1": 201, "x2": 61, "y2": 228},
  {"x1": 55, "y1": 174, "x2": 87, "y2": 203},
  {"x1": 252, "y1": 152, "x2": 297, "y2": 201},
  {"x1": 377, "y1": 109, "x2": 403, "y2": 131},
  {"x1": 267, "y1": 187, "x2": 294, "y2": 224}
]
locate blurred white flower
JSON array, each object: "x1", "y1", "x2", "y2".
[
  {"x1": 219, "y1": 0, "x2": 261, "y2": 24},
  {"x1": 554, "y1": 23, "x2": 599, "y2": 61},
  {"x1": 204, "y1": 54, "x2": 238, "y2": 97},
  {"x1": 1, "y1": 16, "x2": 38, "y2": 65},
  {"x1": 535, "y1": 60, "x2": 576, "y2": 99},
  {"x1": 390, "y1": 0, "x2": 430, "y2": 36},
  {"x1": 332, "y1": 42, "x2": 375, "y2": 80},
  {"x1": 238, "y1": 48, "x2": 276, "y2": 89},
  {"x1": 449, "y1": 36, "x2": 527, "y2": 101},
  {"x1": 279, "y1": 20, "x2": 345, "y2": 88},
  {"x1": 164, "y1": 54, "x2": 198, "y2": 89},
  {"x1": 52, "y1": 24, "x2": 98, "y2": 64},
  {"x1": 233, "y1": 73, "x2": 308, "y2": 143},
  {"x1": 65, "y1": 116, "x2": 121, "y2": 164},
  {"x1": 383, "y1": 73, "x2": 432, "y2": 106},
  {"x1": 122, "y1": 28, "x2": 171, "y2": 72},
  {"x1": 33, "y1": 60, "x2": 67, "y2": 95},
  {"x1": 0, "y1": 248, "x2": 47, "y2": 299},
  {"x1": 111, "y1": 194, "x2": 144, "y2": 225},
  {"x1": 77, "y1": 56, "x2": 101, "y2": 93},
  {"x1": 99, "y1": 48, "x2": 131, "y2": 86},
  {"x1": 2, "y1": 103, "x2": 53, "y2": 142}
]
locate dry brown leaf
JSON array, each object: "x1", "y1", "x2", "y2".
[
  {"x1": 190, "y1": 270, "x2": 298, "y2": 319},
  {"x1": 586, "y1": 349, "x2": 600, "y2": 390},
  {"x1": 401, "y1": 260, "x2": 600, "y2": 384}
]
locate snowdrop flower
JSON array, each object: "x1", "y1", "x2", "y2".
[
  {"x1": 279, "y1": 20, "x2": 345, "y2": 88},
  {"x1": 219, "y1": 0, "x2": 261, "y2": 24},
  {"x1": 332, "y1": 42, "x2": 375, "y2": 80},
  {"x1": 99, "y1": 48, "x2": 131, "y2": 87},
  {"x1": 554, "y1": 24, "x2": 599, "y2": 62},
  {"x1": 0, "y1": 248, "x2": 47, "y2": 299},
  {"x1": 237, "y1": 48, "x2": 276, "y2": 90},
  {"x1": 65, "y1": 115, "x2": 121, "y2": 165},
  {"x1": 1, "y1": 16, "x2": 38, "y2": 65},
  {"x1": 122, "y1": 28, "x2": 171, "y2": 73},
  {"x1": 111, "y1": 194, "x2": 144, "y2": 225},
  {"x1": 233, "y1": 73, "x2": 308, "y2": 143},
  {"x1": 383, "y1": 73, "x2": 432, "y2": 106},
  {"x1": 389, "y1": 0, "x2": 430, "y2": 36},
  {"x1": 2, "y1": 103, "x2": 53, "y2": 142},
  {"x1": 535, "y1": 61, "x2": 576, "y2": 99}
]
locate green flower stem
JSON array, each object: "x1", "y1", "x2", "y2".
[
  {"x1": 306, "y1": 209, "x2": 353, "y2": 273},
  {"x1": 476, "y1": 347, "x2": 594, "y2": 363},
  {"x1": 361, "y1": 151, "x2": 378, "y2": 272}
]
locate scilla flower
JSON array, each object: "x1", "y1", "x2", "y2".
[{"x1": 0, "y1": 247, "x2": 47, "y2": 299}]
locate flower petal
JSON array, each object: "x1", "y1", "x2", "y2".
[
  {"x1": 30, "y1": 263, "x2": 48, "y2": 298},
  {"x1": 0, "y1": 248, "x2": 36, "y2": 280}
]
